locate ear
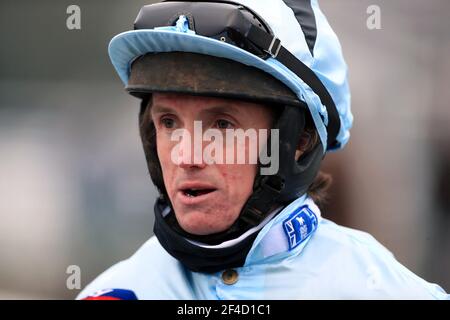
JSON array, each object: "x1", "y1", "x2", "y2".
[
  {"x1": 295, "y1": 131, "x2": 313, "y2": 161},
  {"x1": 294, "y1": 149, "x2": 303, "y2": 161}
]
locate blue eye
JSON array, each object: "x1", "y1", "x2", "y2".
[
  {"x1": 161, "y1": 118, "x2": 175, "y2": 128},
  {"x1": 216, "y1": 119, "x2": 233, "y2": 129}
]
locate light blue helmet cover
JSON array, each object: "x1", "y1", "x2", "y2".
[{"x1": 108, "y1": 0, "x2": 353, "y2": 152}]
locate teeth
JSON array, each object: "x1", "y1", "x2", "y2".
[
  {"x1": 184, "y1": 189, "x2": 197, "y2": 197},
  {"x1": 182, "y1": 188, "x2": 215, "y2": 198}
]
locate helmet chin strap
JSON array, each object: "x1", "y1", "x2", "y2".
[{"x1": 140, "y1": 99, "x2": 324, "y2": 246}]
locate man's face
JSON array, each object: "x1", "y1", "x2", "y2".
[{"x1": 150, "y1": 93, "x2": 275, "y2": 235}]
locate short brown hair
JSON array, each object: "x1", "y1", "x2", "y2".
[{"x1": 298, "y1": 116, "x2": 332, "y2": 210}]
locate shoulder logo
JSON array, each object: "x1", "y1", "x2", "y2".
[
  {"x1": 82, "y1": 288, "x2": 138, "y2": 300},
  {"x1": 282, "y1": 205, "x2": 318, "y2": 251}
]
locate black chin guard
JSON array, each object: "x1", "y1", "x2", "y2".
[{"x1": 153, "y1": 197, "x2": 259, "y2": 273}]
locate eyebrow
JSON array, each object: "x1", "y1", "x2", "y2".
[{"x1": 151, "y1": 104, "x2": 176, "y2": 115}]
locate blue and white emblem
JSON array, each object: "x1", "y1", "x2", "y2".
[{"x1": 282, "y1": 205, "x2": 318, "y2": 250}]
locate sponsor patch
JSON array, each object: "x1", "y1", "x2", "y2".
[{"x1": 282, "y1": 205, "x2": 318, "y2": 250}]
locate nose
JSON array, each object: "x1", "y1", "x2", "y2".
[{"x1": 174, "y1": 125, "x2": 207, "y2": 169}]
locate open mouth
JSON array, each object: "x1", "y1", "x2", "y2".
[{"x1": 181, "y1": 188, "x2": 216, "y2": 198}]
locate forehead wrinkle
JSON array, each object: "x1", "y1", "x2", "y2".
[
  {"x1": 152, "y1": 101, "x2": 241, "y2": 118},
  {"x1": 198, "y1": 104, "x2": 240, "y2": 117}
]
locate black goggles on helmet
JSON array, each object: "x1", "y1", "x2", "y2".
[{"x1": 134, "y1": 0, "x2": 340, "y2": 149}]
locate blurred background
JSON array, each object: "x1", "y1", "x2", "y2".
[{"x1": 0, "y1": 0, "x2": 449, "y2": 299}]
